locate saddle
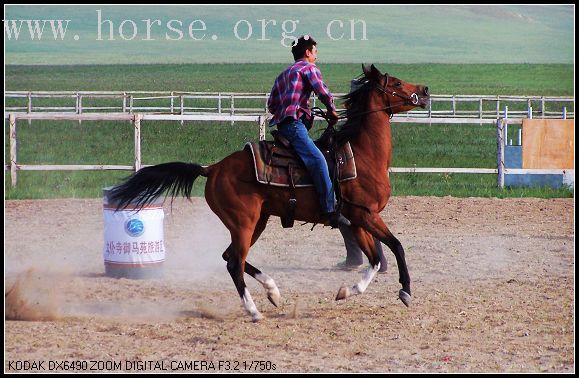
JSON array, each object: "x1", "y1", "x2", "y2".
[{"x1": 244, "y1": 126, "x2": 357, "y2": 228}]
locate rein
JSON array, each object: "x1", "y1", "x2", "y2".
[
  {"x1": 308, "y1": 74, "x2": 415, "y2": 220},
  {"x1": 313, "y1": 76, "x2": 420, "y2": 122}
]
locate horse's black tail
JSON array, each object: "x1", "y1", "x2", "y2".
[{"x1": 108, "y1": 162, "x2": 209, "y2": 211}]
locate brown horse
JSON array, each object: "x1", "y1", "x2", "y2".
[{"x1": 109, "y1": 64, "x2": 429, "y2": 321}]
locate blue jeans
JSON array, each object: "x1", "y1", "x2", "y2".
[{"x1": 275, "y1": 117, "x2": 336, "y2": 213}]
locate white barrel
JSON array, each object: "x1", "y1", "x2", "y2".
[{"x1": 102, "y1": 187, "x2": 165, "y2": 279}]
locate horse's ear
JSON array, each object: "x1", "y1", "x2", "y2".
[
  {"x1": 362, "y1": 63, "x2": 371, "y2": 77},
  {"x1": 362, "y1": 63, "x2": 381, "y2": 80},
  {"x1": 370, "y1": 64, "x2": 382, "y2": 77}
]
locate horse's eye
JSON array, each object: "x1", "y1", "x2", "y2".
[{"x1": 396, "y1": 81, "x2": 402, "y2": 87}]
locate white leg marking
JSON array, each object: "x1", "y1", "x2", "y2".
[
  {"x1": 256, "y1": 272, "x2": 280, "y2": 304},
  {"x1": 242, "y1": 288, "x2": 263, "y2": 322},
  {"x1": 351, "y1": 262, "x2": 380, "y2": 296}
]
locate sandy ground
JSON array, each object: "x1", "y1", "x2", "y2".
[{"x1": 4, "y1": 196, "x2": 575, "y2": 373}]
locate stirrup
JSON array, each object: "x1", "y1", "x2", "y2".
[{"x1": 322, "y1": 212, "x2": 351, "y2": 228}]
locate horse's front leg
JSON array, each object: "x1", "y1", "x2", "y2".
[
  {"x1": 362, "y1": 212, "x2": 411, "y2": 307},
  {"x1": 223, "y1": 240, "x2": 263, "y2": 322},
  {"x1": 335, "y1": 228, "x2": 381, "y2": 300}
]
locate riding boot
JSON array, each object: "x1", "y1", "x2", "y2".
[{"x1": 321, "y1": 212, "x2": 351, "y2": 228}]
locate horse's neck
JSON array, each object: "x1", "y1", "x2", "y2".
[{"x1": 352, "y1": 105, "x2": 393, "y2": 167}]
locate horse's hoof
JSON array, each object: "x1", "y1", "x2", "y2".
[
  {"x1": 335, "y1": 286, "x2": 350, "y2": 301},
  {"x1": 399, "y1": 290, "x2": 411, "y2": 307},
  {"x1": 251, "y1": 313, "x2": 264, "y2": 322},
  {"x1": 267, "y1": 292, "x2": 281, "y2": 307}
]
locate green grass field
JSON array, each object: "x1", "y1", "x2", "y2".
[
  {"x1": 4, "y1": 63, "x2": 575, "y2": 199},
  {"x1": 5, "y1": 63, "x2": 574, "y2": 95}
]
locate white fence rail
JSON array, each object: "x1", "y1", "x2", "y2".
[
  {"x1": 5, "y1": 91, "x2": 575, "y2": 120},
  {"x1": 4, "y1": 110, "x2": 572, "y2": 188}
]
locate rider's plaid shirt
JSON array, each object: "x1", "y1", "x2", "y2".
[{"x1": 267, "y1": 59, "x2": 336, "y2": 126}]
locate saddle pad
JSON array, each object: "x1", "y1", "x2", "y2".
[{"x1": 245, "y1": 141, "x2": 357, "y2": 187}]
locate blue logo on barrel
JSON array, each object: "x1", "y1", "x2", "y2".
[{"x1": 125, "y1": 218, "x2": 144, "y2": 237}]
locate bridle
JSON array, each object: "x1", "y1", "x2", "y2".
[
  {"x1": 375, "y1": 74, "x2": 421, "y2": 108},
  {"x1": 313, "y1": 74, "x2": 421, "y2": 122}
]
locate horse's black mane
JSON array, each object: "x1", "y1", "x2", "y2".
[{"x1": 335, "y1": 76, "x2": 375, "y2": 145}]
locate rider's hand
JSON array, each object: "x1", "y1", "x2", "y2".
[{"x1": 327, "y1": 109, "x2": 339, "y2": 126}]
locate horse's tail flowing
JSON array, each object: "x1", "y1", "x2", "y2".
[{"x1": 108, "y1": 162, "x2": 209, "y2": 210}]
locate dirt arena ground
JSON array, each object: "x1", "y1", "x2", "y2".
[{"x1": 4, "y1": 196, "x2": 575, "y2": 373}]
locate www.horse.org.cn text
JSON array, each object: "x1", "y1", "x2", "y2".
[{"x1": 4, "y1": 10, "x2": 368, "y2": 46}]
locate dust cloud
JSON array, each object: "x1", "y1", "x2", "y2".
[
  {"x1": 5, "y1": 197, "x2": 236, "y2": 323},
  {"x1": 5, "y1": 268, "x2": 62, "y2": 321},
  {"x1": 162, "y1": 198, "x2": 230, "y2": 281}
]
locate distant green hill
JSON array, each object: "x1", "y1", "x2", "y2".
[{"x1": 4, "y1": 5, "x2": 574, "y2": 64}]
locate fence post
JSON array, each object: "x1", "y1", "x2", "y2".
[
  {"x1": 9, "y1": 114, "x2": 17, "y2": 187},
  {"x1": 503, "y1": 106, "x2": 508, "y2": 146},
  {"x1": 479, "y1": 98, "x2": 483, "y2": 125},
  {"x1": 180, "y1": 95, "x2": 184, "y2": 126},
  {"x1": 258, "y1": 115, "x2": 266, "y2": 141},
  {"x1": 541, "y1": 96, "x2": 545, "y2": 118},
  {"x1": 133, "y1": 114, "x2": 142, "y2": 172},
  {"x1": 452, "y1": 95, "x2": 456, "y2": 116},
  {"x1": 562, "y1": 106, "x2": 567, "y2": 119},
  {"x1": 218, "y1": 93, "x2": 222, "y2": 114},
  {"x1": 27, "y1": 92, "x2": 32, "y2": 125},
  {"x1": 170, "y1": 91, "x2": 174, "y2": 114},
  {"x1": 78, "y1": 94, "x2": 83, "y2": 125},
  {"x1": 528, "y1": 106, "x2": 533, "y2": 119},
  {"x1": 230, "y1": 95, "x2": 235, "y2": 126},
  {"x1": 122, "y1": 92, "x2": 127, "y2": 113},
  {"x1": 496, "y1": 118, "x2": 505, "y2": 189}
]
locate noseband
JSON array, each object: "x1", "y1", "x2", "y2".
[{"x1": 375, "y1": 74, "x2": 420, "y2": 107}]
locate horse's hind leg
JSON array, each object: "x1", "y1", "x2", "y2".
[
  {"x1": 246, "y1": 214, "x2": 281, "y2": 307},
  {"x1": 335, "y1": 228, "x2": 382, "y2": 301},
  {"x1": 212, "y1": 198, "x2": 265, "y2": 321},
  {"x1": 222, "y1": 214, "x2": 281, "y2": 307},
  {"x1": 244, "y1": 263, "x2": 281, "y2": 307},
  {"x1": 224, "y1": 226, "x2": 264, "y2": 322}
]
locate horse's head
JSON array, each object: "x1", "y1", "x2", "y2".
[
  {"x1": 337, "y1": 65, "x2": 430, "y2": 144},
  {"x1": 362, "y1": 64, "x2": 429, "y2": 114}
]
